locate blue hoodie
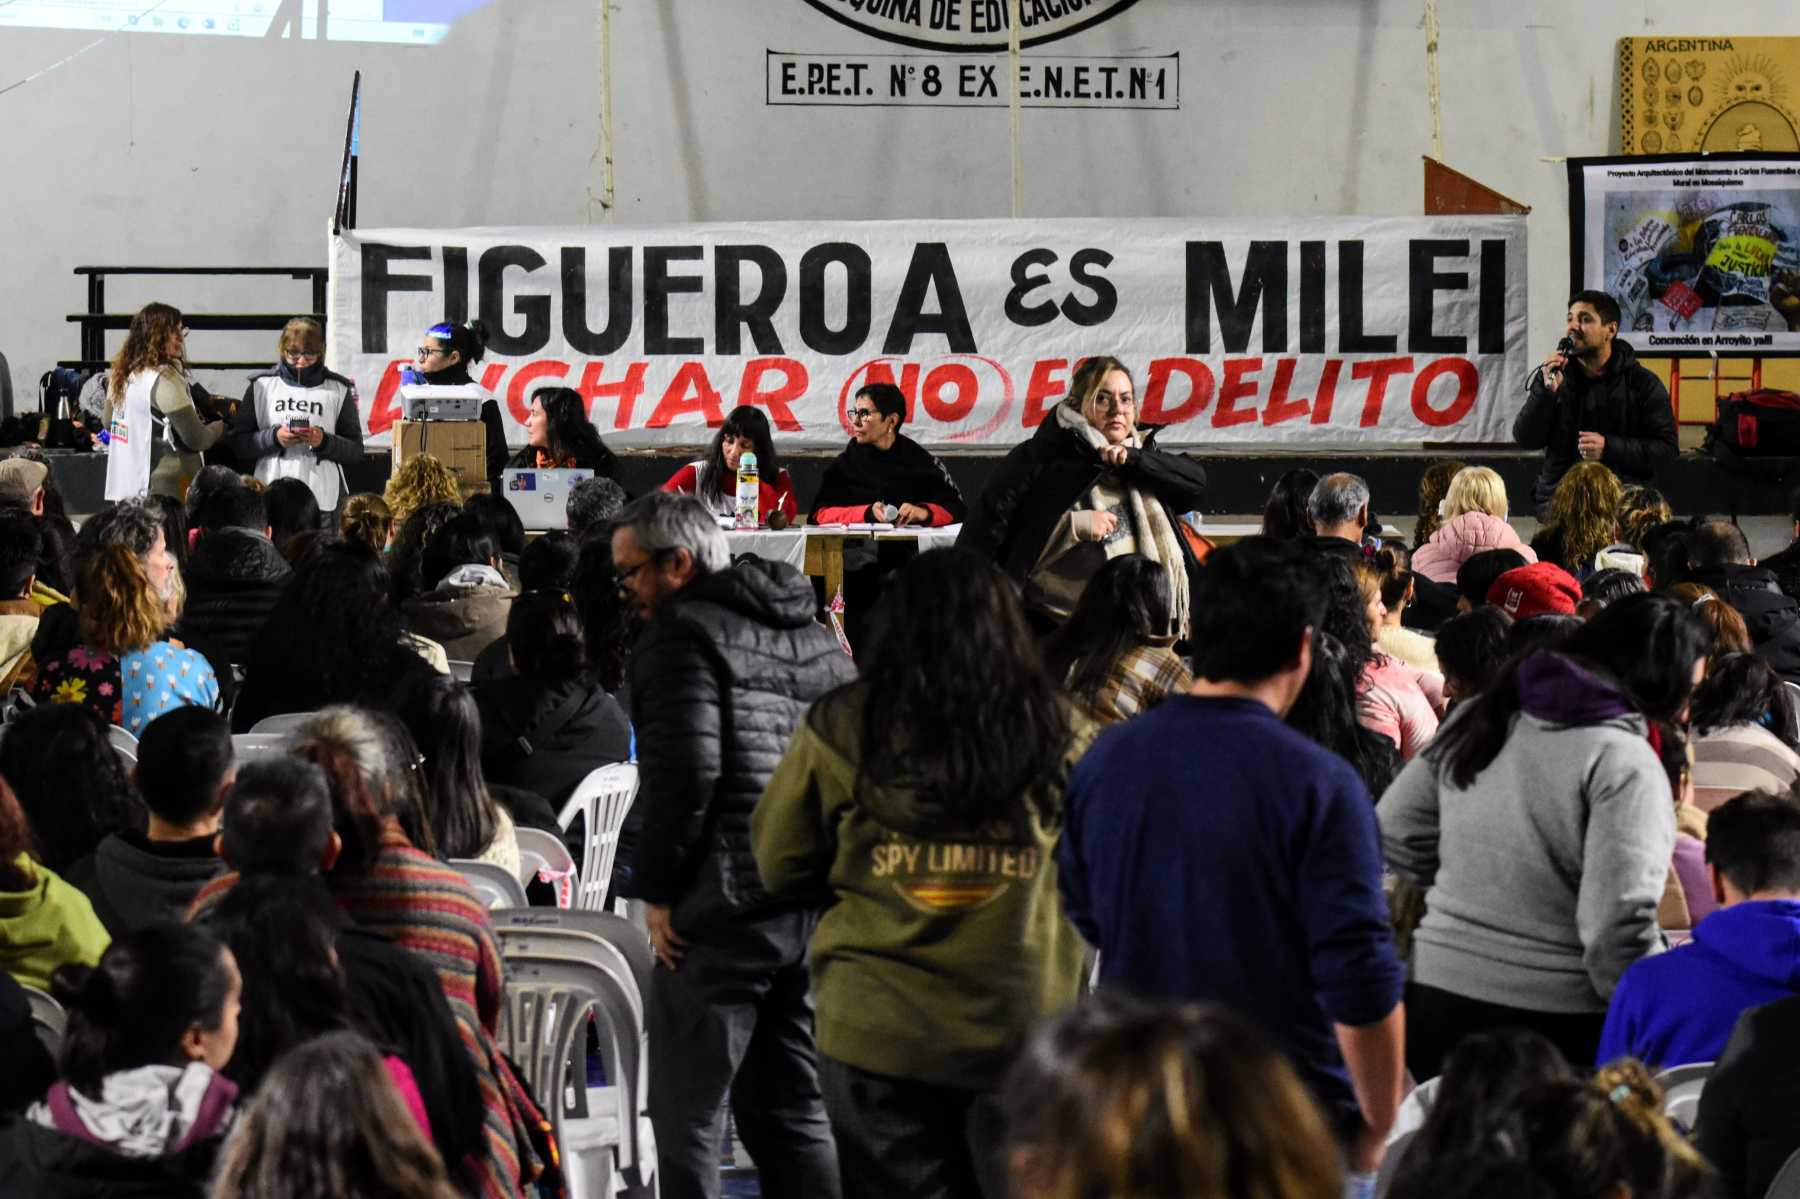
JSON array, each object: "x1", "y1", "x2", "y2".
[{"x1": 1598, "y1": 899, "x2": 1800, "y2": 1068}]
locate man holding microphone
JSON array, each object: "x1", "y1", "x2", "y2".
[{"x1": 1513, "y1": 289, "x2": 1678, "y2": 517}]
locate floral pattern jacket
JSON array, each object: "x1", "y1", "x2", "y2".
[{"x1": 29, "y1": 641, "x2": 220, "y2": 734}]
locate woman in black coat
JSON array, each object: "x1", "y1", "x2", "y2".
[{"x1": 958, "y1": 355, "x2": 1207, "y2": 636}]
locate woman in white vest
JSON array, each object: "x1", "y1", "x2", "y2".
[
  {"x1": 229, "y1": 318, "x2": 366, "y2": 516},
  {"x1": 102, "y1": 303, "x2": 226, "y2": 502}
]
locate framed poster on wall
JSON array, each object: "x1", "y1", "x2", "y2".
[{"x1": 1568, "y1": 152, "x2": 1800, "y2": 352}]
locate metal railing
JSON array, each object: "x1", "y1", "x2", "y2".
[{"x1": 61, "y1": 265, "x2": 328, "y2": 372}]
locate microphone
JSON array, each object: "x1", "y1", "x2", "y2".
[{"x1": 1556, "y1": 336, "x2": 1577, "y2": 358}]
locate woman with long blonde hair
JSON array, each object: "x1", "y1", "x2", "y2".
[
  {"x1": 1530, "y1": 461, "x2": 1624, "y2": 580},
  {"x1": 102, "y1": 303, "x2": 224, "y2": 502},
  {"x1": 26, "y1": 542, "x2": 219, "y2": 734}
]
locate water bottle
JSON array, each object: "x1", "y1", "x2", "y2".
[{"x1": 735, "y1": 450, "x2": 760, "y2": 530}]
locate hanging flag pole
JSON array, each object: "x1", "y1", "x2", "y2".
[{"x1": 334, "y1": 71, "x2": 362, "y2": 235}]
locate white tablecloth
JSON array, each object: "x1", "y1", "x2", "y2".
[
  {"x1": 721, "y1": 524, "x2": 965, "y2": 570},
  {"x1": 723, "y1": 529, "x2": 807, "y2": 570}
]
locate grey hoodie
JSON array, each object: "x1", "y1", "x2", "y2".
[{"x1": 1378, "y1": 707, "x2": 1673, "y2": 1013}]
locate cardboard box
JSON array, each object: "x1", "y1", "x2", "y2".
[{"x1": 392, "y1": 420, "x2": 487, "y2": 485}]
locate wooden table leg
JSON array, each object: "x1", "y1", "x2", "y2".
[{"x1": 803, "y1": 532, "x2": 847, "y2": 610}]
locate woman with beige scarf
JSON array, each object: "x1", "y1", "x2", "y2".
[{"x1": 960, "y1": 356, "x2": 1207, "y2": 637}]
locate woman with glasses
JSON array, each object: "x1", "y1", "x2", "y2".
[
  {"x1": 230, "y1": 318, "x2": 366, "y2": 518},
  {"x1": 102, "y1": 302, "x2": 227, "y2": 502},
  {"x1": 413, "y1": 319, "x2": 511, "y2": 489},
  {"x1": 811, "y1": 381, "x2": 967, "y2": 648},
  {"x1": 811, "y1": 382, "x2": 965, "y2": 527},
  {"x1": 960, "y1": 355, "x2": 1207, "y2": 637}
]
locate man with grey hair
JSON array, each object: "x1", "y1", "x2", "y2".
[
  {"x1": 566, "y1": 475, "x2": 628, "y2": 542},
  {"x1": 1308, "y1": 472, "x2": 1372, "y2": 549},
  {"x1": 611, "y1": 491, "x2": 854, "y2": 1199}
]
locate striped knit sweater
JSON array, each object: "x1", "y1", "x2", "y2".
[
  {"x1": 193, "y1": 824, "x2": 544, "y2": 1199},
  {"x1": 1693, "y1": 721, "x2": 1800, "y2": 798}
]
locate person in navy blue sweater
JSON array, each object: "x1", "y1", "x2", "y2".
[
  {"x1": 1058, "y1": 536, "x2": 1406, "y2": 1183},
  {"x1": 1599, "y1": 790, "x2": 1800, "y2": 1069}
]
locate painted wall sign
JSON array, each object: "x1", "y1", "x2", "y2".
[{"x1": 765, "y1": 50, "x2": 1177, "y2": 108}]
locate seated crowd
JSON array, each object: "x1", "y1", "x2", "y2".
[{"x1": 3, "y1": 349, "x2": 1800, "y2": 1199}]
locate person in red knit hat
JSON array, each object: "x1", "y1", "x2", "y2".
[{"x1": 1488, "y1": 561, "x2": 1581, "y2": 619}]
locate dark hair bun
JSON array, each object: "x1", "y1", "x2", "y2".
[{"x1": 53, "y1": 962, "x2": 119, "y2": 1026}]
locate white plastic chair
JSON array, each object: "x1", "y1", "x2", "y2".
[
  {"x1": 497, "y1": 925, "x2": 654, "y2": 1195},
  {"x1": 514, "y1": 826, "x2": 578, "y2": 908},
  {"x1": 230, "y1": 732, "x2": 290, "y2": 762},
  {"x1": 106, "y1": 724, "x2": 137, "y2": 768},
  {"x1": 558, "y1": 763, "x2": 640, "y2": 912},
  {"x1": 1653, "y1": 1061, "x2": 1712, "y2": 1132},
  {"x1": 450, "y1": 858, "x2": 529, "y2": 909},
  {"x1": 22, "y1": 984, "x2": 66, "y2": 1057},
  {"x1": 247, "y1": 711, "x2": 316, "y2": 736}
]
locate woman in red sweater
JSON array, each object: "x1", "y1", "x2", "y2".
[{"x1": 660, "y1": 404, "x2": 797, "y2": 527}]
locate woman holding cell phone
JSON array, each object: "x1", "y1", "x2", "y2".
[{"x1": 230, "y1": 318, "x2": 365, "y2": 517}]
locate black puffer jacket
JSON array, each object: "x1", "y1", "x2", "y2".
[
  {"x1": 958, "y1": 415, "x2": 1207, "y2": 590},
  {"x1": 1688, "y1": 563, "x2": 1800, "y2": 682},
  {"x1": 1513, "y1": 337, "x2": 1678, "y2": 513},
  {"x1": 175, "y1": 528, "x2": 294, "y2": 667},
  {"x1": 624, "y1": 558, "x2": 855, "y2": 934}
]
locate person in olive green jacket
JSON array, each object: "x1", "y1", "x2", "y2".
[
  {"x1": 0, "y1": 850, "x2": 110, "y2": 993},
  {"x1": 753, "y1": 547, "x2": 1095, "y2": 1199}
]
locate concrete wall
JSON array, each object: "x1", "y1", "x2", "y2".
[{"x1": 5, "y1": 0, "x2": 1796, "y2": 420}]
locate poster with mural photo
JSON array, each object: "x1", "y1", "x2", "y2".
[{"x1": 1568, "y1": 154, "x2": 1800, "y2": 351}]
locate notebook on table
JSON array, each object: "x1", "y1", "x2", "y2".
[{"x1": 501, "y1": 468, "x2": 595, "y2": 532}]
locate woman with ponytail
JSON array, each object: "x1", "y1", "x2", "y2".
[
  {"x1": 0, "y1": 923, "x2": 241, "y2": 1197},
  {"x1": 413, "y1": 319, "x2": 511, "y2": 487},
  {"x1": 473, "y1": 589, "x2": 629, "y2": 810},
  {"x1": 1378, "y1": 592, "x2": 1709, "y2": 1076}
]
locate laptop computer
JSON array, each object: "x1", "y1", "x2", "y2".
[{"x1": 501, "y1": 468, "x2": 595, "y2": 532}]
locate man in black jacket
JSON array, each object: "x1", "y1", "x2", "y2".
[
  {"x1": 612, "y1": 491, "x2": 854, "y2": 1199},
  {"x1": 1513, "y1": 289, "x2": 1678, "y2": 517},
  {"x1": 1686, "y1": 519, "x2": 1800, "y2": 682},
  {"x1": 176, "y1": 483, "x2": 294, "y2": 669}
]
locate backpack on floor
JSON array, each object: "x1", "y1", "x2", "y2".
[{"x1": 1706, "y1": 389, "x2": 1800, "y2": 458}]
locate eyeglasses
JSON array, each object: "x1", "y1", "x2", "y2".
[
  {"x1": 1090, "y1": 391, "x2": 1135, "y2": 412},
  {"x1": 614, "y1": 556, "x2": 660, "y2": 591},
  {"x1": 850, "y1": 407, "x2": 882, "y2": 423},
  {"x1": 416, "y1": 345, "x2": 451, "y2": 360},
  {"x1": 283, "y1": 349, "x2": 321, "y2": 363}
]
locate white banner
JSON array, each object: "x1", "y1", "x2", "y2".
[{"x1": 329, "y1": 215, "x2": 1528, "y2": 452}]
